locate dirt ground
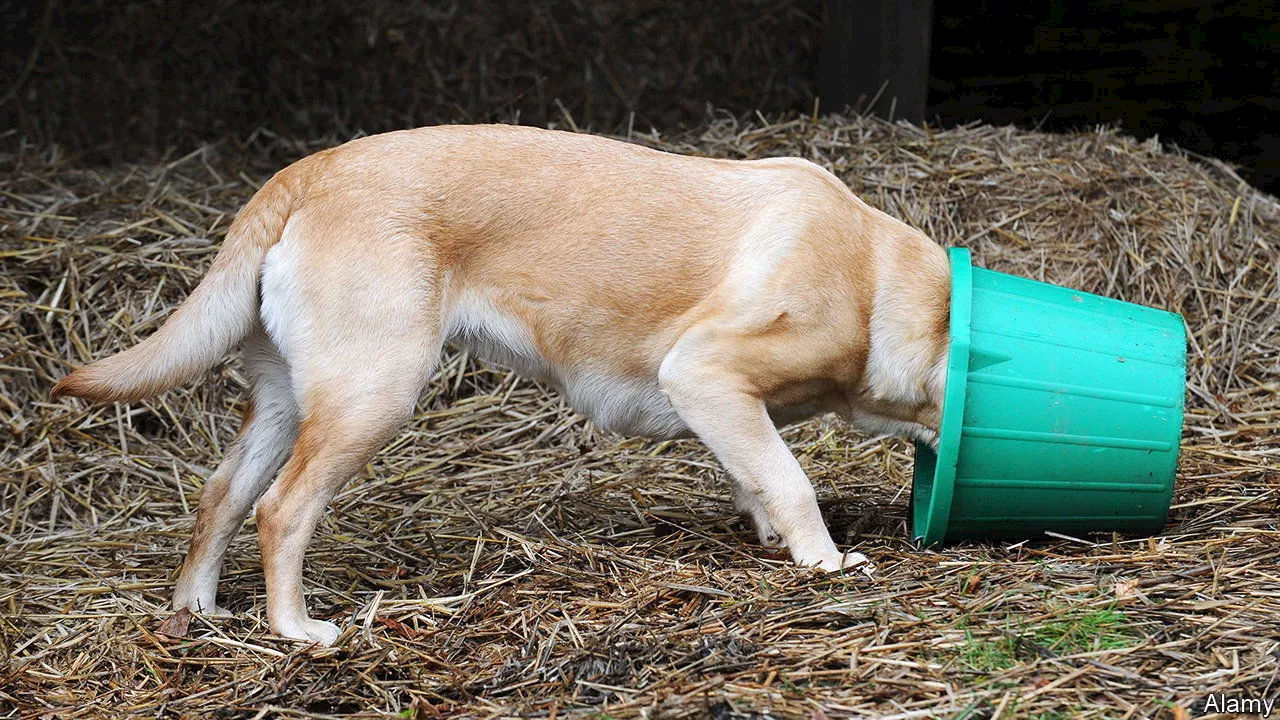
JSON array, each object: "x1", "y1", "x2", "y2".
[{"x1": 2, "y1": 116, "x2": 1278, "y2": 719}]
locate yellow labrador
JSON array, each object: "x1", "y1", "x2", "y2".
[{"x1": 54, "y1": 125, "x2": 951, "y2": 645}]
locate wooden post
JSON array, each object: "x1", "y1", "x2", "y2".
[{"x1": 818, "y1": 0, "x2": 934, "y2": 123}]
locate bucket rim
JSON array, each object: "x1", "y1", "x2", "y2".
[{"x1": 912, "y1": 246, "x2": 973, "y2": 545}]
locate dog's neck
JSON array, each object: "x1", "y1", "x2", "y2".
[{"x1": 849, "y1": 233, "x2": 951, "y2": 447}]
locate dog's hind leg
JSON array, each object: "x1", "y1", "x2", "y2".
[
  {"x1": 254, "y1": 336, "x2": 435, "y2": 644},
  {"x1": 251, "y1": 228, "x2": 441, "y2": 644},
  {"x1": 172, "y1": 328, "x2": 299, "y2": 615}
]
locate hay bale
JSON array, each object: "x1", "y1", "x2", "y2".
[{"x1": 1, "y1": 116, "x2": 1277, "y2": 717}]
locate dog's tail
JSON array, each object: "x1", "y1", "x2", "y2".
[{"x1": 52, "y1": 174, "x2": 296, "y2": 404}]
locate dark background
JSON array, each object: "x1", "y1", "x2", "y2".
[
  {"x1": 930, "y1": 0, "x2": 1280, "y2": 192},
  {"x1": 1, "y1": 0, "x2": 1277, "y2": 193}
]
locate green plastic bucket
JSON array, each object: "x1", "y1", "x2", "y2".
[{"x1": 912, "y1": 248, "x2": 1186, "y2": 544}]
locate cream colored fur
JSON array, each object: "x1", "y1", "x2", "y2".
[{"x1": 53, "y1": 125, "x2": 952, "y2": 646}]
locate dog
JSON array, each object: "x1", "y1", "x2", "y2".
[{"x1": 53, "y1": 124, "x2": 952, "y2": 645}]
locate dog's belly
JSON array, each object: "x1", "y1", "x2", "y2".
[
  {"x1": 455, "y1": 334, "x2": 689, "y2": 438},
  {"x1": 558, "y1": 371, "x2": 690, "y2": 438},
  {"x1": 443, "y1": 291, "x2": 690, "y2": 439}
]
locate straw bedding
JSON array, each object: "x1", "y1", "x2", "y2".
[{"x1": 1, "y1": 115, "x2": 1277, "y2": 718}]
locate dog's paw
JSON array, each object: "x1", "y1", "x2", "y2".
[
  {"x1": 841, "y1": 552, "x2": 876, "y2": 577},
  {"x1": 754, "y1": 521, "x2": 787, "y2": 548},
  {"x1": 805, "y1": 551, "x2": 876, "y2": 576},
  {"x1": 172, "y1": 597, "x2": 232, "y2": 617},
  {"x1": 737, "y1": 500, "x2": 786, "y2": 547},
  {"x1": 276, "y1": 618, "x2": 342, "y2": 646}
]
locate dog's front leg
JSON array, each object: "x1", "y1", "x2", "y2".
[
  {"x1": 659, "y1": 349, "x2": 871, "y2": 573},
  {"x1": 732, "y1": 478, "x2": 783, "y2": 547}
]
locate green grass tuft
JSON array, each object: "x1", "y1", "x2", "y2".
[
  {"x1": 949, "y1": 606, "x2": 1137, "y2": 673},
  {"x1": 956, "y1": 630, "x2": 1019, "y2": 672},
  {"x1": 1031, "y1": 607, "x2": 1137, "y2": 654}
]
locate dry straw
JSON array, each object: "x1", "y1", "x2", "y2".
[{"x1": 2, "y1": 114, "x2": 1277, "y2": 718}]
